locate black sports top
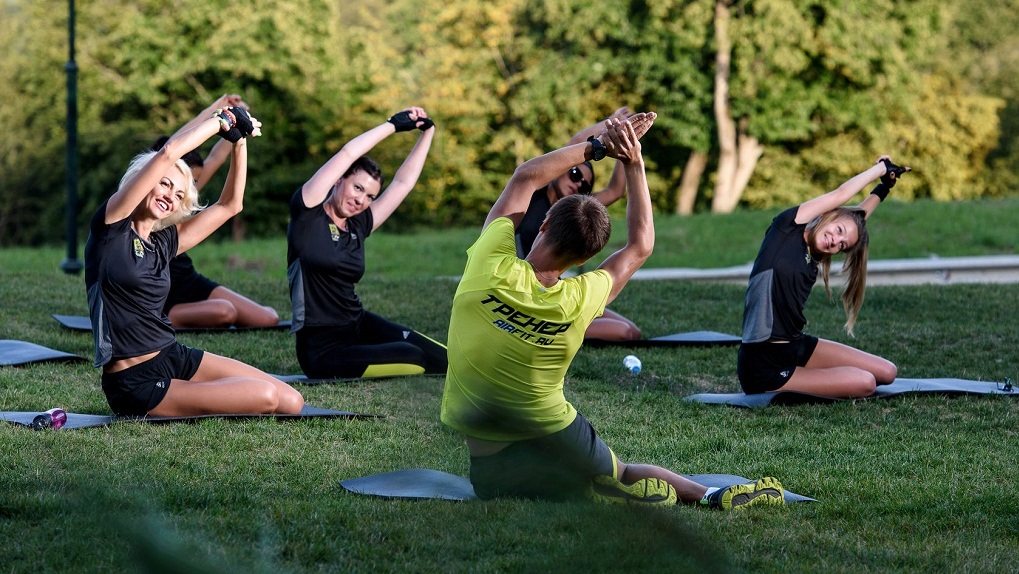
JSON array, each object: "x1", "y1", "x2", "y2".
[
  {"x1": 514, "y1": 188, "x2": 552, "y2": 258},
  {"x1": 84, "y1": 200, "x2": 177, "y2": 367},
  {"x1": 286, "y1": 188, "x2": 373, "y2": 332},
  {"x1": 741, "y1": 206, "x2": 819, "y2": 343}
]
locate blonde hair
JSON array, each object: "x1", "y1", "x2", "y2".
[
  {"x1": 118, "y1": 150, "x2": 203, "y2": 232},
  {"x1": 805, "y1": 207, "x2": 870, "y2": 336}
]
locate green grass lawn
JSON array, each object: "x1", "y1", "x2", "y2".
[{"x1": 1, "y1": 198, "x2": 1017, "y2": 573}]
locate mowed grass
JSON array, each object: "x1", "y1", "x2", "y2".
[{"x1": 1, "y1": 197, "x2": 1017, "y2": 573}]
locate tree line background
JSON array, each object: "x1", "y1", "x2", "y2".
[{"x1": 1, "y1": 0, "x2": 1016, "y2": 246}]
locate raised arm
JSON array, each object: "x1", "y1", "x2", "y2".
[
  {"x1": 195, "y1": 138, "x2": 233, "y2": 192},
  {"x1": 486, "y1": 112, "x2": 656, "y2": 231},
  {"x1": 176, "y1": 139, "x2": 248, "y2": 254},
  {"x1": 104, "y1": 115, "x2": 224, "y2": 224},
  {"x1": 567, "y1": 106, "x2": 631, "y2": 145},
  {"x1": 595, "y1": 117, "x2": 657, "y2": 305},
  {"x1": 795, "y1": 156, "x2": 908, "y2": 225},
  {"x1": 571, "y1": 107, "x2": 630, "y2": 207},
  {"x1": 591, "y1": 159, "x2": 627, "y2": 207},
  {"x1": 368, "y1": 118, "x2": 435, "y2": 231},
  {"x1": 301, "y1": 107, "x2": 431, "y2": 209}
]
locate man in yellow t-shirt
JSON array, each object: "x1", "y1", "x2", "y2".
[{"x1": 441, "y1": 114, "x2": 785, "y2": 510}]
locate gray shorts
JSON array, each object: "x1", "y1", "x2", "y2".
[{"x1": 469, "y1": 412, "x2": 617, "y2": 501}]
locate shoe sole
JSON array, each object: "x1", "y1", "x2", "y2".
[
  {"x1": 724, "y1": 477, "x2": 785, "y2": 509},
  {"x1": 591, "y1": 477, "x2": 677, "y2": 505}
]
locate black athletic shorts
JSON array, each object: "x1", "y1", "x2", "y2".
[
  {"x1": 101, "y1": 342, "x2": 204, "y2": 416},
  {"x1": 469, "y1": 412, "x2": 616, "y2": 501},
  {"x1": 737, "y1": 335, "x2": 819, "y2": 394},
  {"x1": 163, "y1": 270, "x2": 219, "y2": 313}
]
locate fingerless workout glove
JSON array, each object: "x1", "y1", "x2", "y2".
[
  {"x1": 216, "y1": 106, "x2": 257, "y2": 143},
  {"x1": 417, "y1": 117, "x2": 434, "y2": 131},
  {"x1": 879, "y1": 158, "x2": 908, "y2": 188},
  {"x1": 387, "y1": 111, "x2": 419, "y2": 132}
]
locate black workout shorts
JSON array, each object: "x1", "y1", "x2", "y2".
[
  {"x1": 468, "y1": 412, "x2": 616, "y2": 501},
  {"x1": 737, "y1": 335, "x2": 819, "y2": 394},
  {"x1": 163, "y1": 270, "x2": 219, "y2": 313},
  {"x1": 101, "y1": 342, "x2": 204, "y2": 416}
]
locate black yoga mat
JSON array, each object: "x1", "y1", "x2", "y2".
[
  {"x1": 52, "y1": 314, "x2": 291, "y2": 333},
  {"x1": 0, "y1": 340, "x2": 87, "y2": 366},
  {"x1": 339, "y1": 468, "x2": 814, "y2": 503},
  {"x1": 684, "y1": 377, "x2": 1017, "y2": 408},
  {"x1": 2, "y1": 405, "x2": 380, "y2": 430},
  {"x1": 585, "y1": 331, "x2": 741, "y2": 348}
]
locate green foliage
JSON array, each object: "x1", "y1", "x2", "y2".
[{"x1": 0, "y1": 0, "x2": 1015, "y2": 246}]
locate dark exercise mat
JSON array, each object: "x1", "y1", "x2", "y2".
[
  {"x1": 274, "y1": 373, "x2": 445, "y2": 385},
  {"x1": 2, "y1": 405, "x2": 380, "y2": 430},
  {"x1": 339, "y1": 468, "x2": 814, "y2": 503},
  {"x1": 52, "y1": 314, "x2": 291, "y2": 333},
  {"x1": 685, "y1": 377, "x2": 1017, "y2": 408},
  {"x1": 585, "y1": 331, "x2": 741, "y2": 348},
  {"x1": 0, "y1": 340, "x2": 87, "y2": 366}
]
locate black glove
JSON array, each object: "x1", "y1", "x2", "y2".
[
  {"x1": 229, "y1": 106, "x2": 256, "y2": 137},
  {"x1": 387, "y1": 111, "x2": 420, "y2": 132},
  {"x1": 879, "y1": 158, "x2": 909, "y2": 188},
  {"x1": 417, "y1": 117, "x2": 434, "y2": 131},
  {"x1": 215, "y1": 107, "x2": 256, "y2": 143}
]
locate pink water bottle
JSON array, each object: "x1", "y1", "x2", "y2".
[{"x1": 31, "y1": 408, "x2": 67, "y2": 430}]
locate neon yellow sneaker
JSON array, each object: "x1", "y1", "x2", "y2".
[
  {"x1": 590, "y1": 475, "x2": 677, "y2": 506},
  {"x1": 706, "y1": 477, "x2": 785, "y2": 510}
]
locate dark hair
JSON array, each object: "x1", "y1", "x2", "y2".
[
  {"x1": 151, "y1": 136, "x2": 204, "y2": 169},
  {"x1": 542, "y1": 194, "x2": 610, "y2": 265},
  {"x1": 343, "y1": 156, "x2": 384, "y2": 190},
  {"x1": 581, "y1": 161, "x2": 595, "y2": 189}
]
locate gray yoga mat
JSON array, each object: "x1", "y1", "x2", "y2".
[
  {"x1": 2, "y1": 405, "x2": 380, "y2": 430},
  {"x1": 52, "y1": 314, "x2": 291, "y2": 333},
  {"x1": 339, "y1": 468, "x2": 814, "y2": 503},
  {"x1": 585, "y1": 331, "x2": 741, "y2": 348},
  {"x1": 0, "y1": 339, "x2": 87, "y2": 366},
  {"x1": 274, "y1": 373, "x2": 445, "y2": 385},
  {"x1": 685, "y1": 377, "x2": 1017, "y2": 408}
]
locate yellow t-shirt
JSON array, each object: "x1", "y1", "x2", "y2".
[{"x1": 440, "y1": 217, "x2": 611, "y2": 441}]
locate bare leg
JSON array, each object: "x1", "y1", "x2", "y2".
[
  {"x1": 780, "y1": 338, "x2": 897, "y2": 399},
  {"x1": 207, "y1": 286, "x2": 279, "y2": 327},
  {"x1": 167, "y1": 286, "x2": 279, "y2": 328},
  {"x1": 150, "y1": 352, "x2": 304, "y2": 416},
  {"x1": 167, "y1": 299, "x2": 238, "y2": 328},
  {"x1": 618, "y1": 462, "x2": 708, "y2": 504},
  {"x1": 585, "y1": 308, "x2": 642, "y2": 341}
]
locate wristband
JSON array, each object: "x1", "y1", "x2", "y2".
[
  {"x1": 870, "y1": 183, "x2": 890, "y2": 202},
  {"x1": 587, "y1": 136, "x2": 606, "y2": 161}
]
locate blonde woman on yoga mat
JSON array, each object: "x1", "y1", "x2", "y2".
[
  {"x1": 737, "y1": 156, "x2": 910, "y2": 399},
  {"x1": 84, "y1": 97, "x2": 303, "y2": 416}
]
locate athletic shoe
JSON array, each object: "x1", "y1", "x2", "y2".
[
  {"x1": 705, "y1": 477, "x2": 785, "y2": 510},
  {"x1": 590, "y1": 475, "x2": 677, "y2": 506}
]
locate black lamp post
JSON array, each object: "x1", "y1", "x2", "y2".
[{"x1": 60, "y1": 0, "x2": 82, "y2": 274}]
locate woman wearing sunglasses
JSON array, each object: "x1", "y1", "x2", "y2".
[{"x1": 514, "y1": 107, "x2": 641, "y2": 342}]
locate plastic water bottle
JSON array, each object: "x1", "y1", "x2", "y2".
[
  {"x1": 623, "y1": 355, "x2": 642, "y2": 374},
  {"x1": 31, "y1": 408, "x2": 67, "y2": 430}
]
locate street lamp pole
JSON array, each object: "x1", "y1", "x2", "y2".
[{"x1": 60, "y1": 0, "x2": 82, "y2": 275}]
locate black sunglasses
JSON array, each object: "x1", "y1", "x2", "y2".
[{"x1": 568, "y1": 166, "x2": 593, "y2": 195}]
